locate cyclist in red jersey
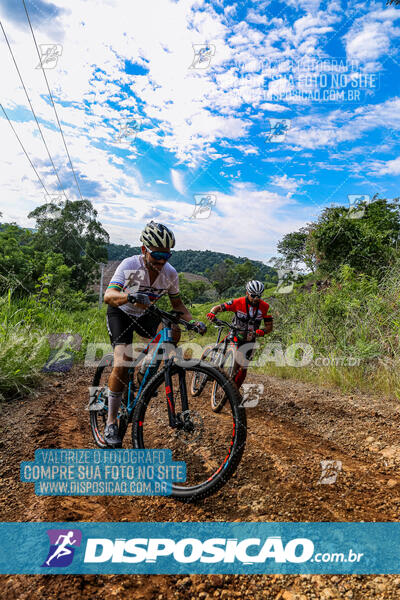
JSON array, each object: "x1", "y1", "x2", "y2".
[{"x1": 206, "y1": 280, "x2": 273, "y2": 390}]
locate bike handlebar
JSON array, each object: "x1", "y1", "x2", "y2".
[
  {"x1": 211, "y1": 316, "x2": 241, "y2": 333},
  {"x1": 146, "y1": 304, "x2": 203, "y2": 333}
]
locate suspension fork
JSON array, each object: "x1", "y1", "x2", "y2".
[
  {"x1": 164, "y1": 358, "x2": 190, "y2": 430},
  {"x1": 179, "y1": 366, "x2": 189, "y2": 412},
  {"x1": 164, "y1": 358, "x2": 177, "y2": 427}
]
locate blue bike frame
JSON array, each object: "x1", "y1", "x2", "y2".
[{"x1": 124, "y1": 324, "x2": 174, "y2": 418}]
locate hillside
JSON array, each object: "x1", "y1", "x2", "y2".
[
  {"x1": 107, "y1": 244, "x2": 276, "y2": 280},
  {"x1": 92, "y1": 263, "x2": 213, "y2": 296}
]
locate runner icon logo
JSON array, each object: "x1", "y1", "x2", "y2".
[
  {"x1": 41, "y1": 529, "x2": 82, "y2": 567},
  {"x1": 318, "y1": 460, "x2": 342, "y2": 485},
  {"x1": 241, "y1": 383, "x2": 264, "y2": 408}
]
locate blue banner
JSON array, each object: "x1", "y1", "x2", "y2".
[{"x1": 0, "y1": 522, "x2": 399, "y2": 574}]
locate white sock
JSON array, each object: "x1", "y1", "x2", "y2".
[{"x1": 107, "y1": 390, "x2": 122, "y2": 424}]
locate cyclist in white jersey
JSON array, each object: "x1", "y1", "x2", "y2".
[{"x1": 103, "y1": 221, "x2": 206, "y2": 447}]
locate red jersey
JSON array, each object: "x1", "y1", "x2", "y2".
[{"x1": 221, "y1": 297, "x2": 271, "y2": 333}]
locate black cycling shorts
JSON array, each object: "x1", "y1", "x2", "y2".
[{"x1": 106, "y1": 305, "x2": 161, "y2": 347}]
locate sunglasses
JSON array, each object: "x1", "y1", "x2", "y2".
[
  {"x1": 248, "y1": 293, "x2": 261, "y2": 299},
  {"x1": 144, "y1": 246, "x2": 172, "y2": 261}
]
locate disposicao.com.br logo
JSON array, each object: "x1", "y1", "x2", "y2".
[
  {"x1": 41, "y1": 529, "x2": 82, "y2": 567},
  {"x1": 82, "y1": 536, "x2": 362, "y2": 565}
]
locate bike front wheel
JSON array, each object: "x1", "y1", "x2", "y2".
[
  {"x1": 132, "y1": 361, "x2": 247, "y2": 501},
  {"x1": 190, "y1": 344, "x2": 216, "y2": 397}
]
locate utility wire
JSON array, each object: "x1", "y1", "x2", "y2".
[
  {"x1": 0, "y1": 20, "x2": 67, "y2": 199},
  {"x1": 0, "y1": 102, "x2": 49, "y2": 194},
  {"x1": 0, "y1": 101, "x2": 98, "y2": 265},
  {"x1": 22, "y1": 0, "x2": 84, "y2": 202},
  {"x1": 1, "y1": 102, "x2": 103, "y2": 266},
  {"x1": 1, "y1": 3, "x2": 103, "y2": 270}
]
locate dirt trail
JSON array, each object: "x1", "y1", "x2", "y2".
[{"x1": 1, "y1": 365, "x2": 400, "y2": 599}]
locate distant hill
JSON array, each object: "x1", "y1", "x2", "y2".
[
  {"x1": 107, "y1": 244, "x2": 276, "y2": 281},
  {"x1": 180, "y1": 272, "x2": 211, "y2": 284}
]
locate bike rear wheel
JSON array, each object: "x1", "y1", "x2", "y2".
[
  {"x1": 211, "y1": 347, "x2": 237, "y2": 413},
  {"x1": 132, "y1": 361, "x2": 247, "y2": 501},
  {"x1": 89, "y1": 354, "x2": 129, "y2": 448}
]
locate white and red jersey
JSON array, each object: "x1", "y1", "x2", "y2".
[{"x1": 221, "y1": 296, "x2": 271, "y2": 333}]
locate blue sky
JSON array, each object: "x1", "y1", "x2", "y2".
[{"x1": 1, "y1": 0, "x2": 400, "y2": 261}]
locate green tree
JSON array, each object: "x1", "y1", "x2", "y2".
[
  {"x1": 28, "y1": 199, "x2": 109, "y2": 291},
  {"x1": 232, "y1": 259, "x2": 257, "y2": 286},
  {"x1": 277, "y1": 226, "x2": 317, "y2": 272},
  {"x1": 205, "y1": 259, "x2": 236, "y2": 294},
  {"x1": 310, "y1": 196, "x2": 400, "y2": 279},
  {"x1": 0, "y1": 224, "x2": 45, "y2": 294},
  {"x1": 178, "y1": 273, "x2": 196, "y2": 306}
]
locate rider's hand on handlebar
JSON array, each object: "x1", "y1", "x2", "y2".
[
  {"x1": 127, "y1": 292, "x2": 151, "y2": 307},
  {"x1": 206, "y1": 312, "x2": 216, "y2": 321},
  {"x1": 256, "y1": 329, "x2": 265, "y2": 337},
  {"x1": 189, "y1": 320, "x2": 207, "y2": 335}
]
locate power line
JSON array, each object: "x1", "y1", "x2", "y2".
[
  {"x1": 0, "y1": 102, "x2": 49, "y2": 193},
  {"x1": 22, "y1": 0, "x2": 84, "y2": 202},
  {"x1": 1, "y1": 3, "x2": 104, "y2": 270},
  {"x1": 0, "y1": 103, "x2": 105, "y2": 266},
  {"x1": 0, "y1": 20, "x2": 68, "y2": 199},
  {"x1": 0, "y1": 100, "x2": 101, "y2": 266}
]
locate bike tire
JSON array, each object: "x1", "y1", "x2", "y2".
[
  {"x1": 211, "y1": 347, "x2": 237, "y2": 413},
  {"x1": 89, "y1": 354, "x2": 129, "y2": 448},
  {"x1": 190, "y1": 344, "x2": 214, "y2": 397},
  {"x1": 132, "y1": 360, "x2": 247, "y2": 501}
]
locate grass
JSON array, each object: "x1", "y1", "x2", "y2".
[
  {"x1": 4, "y1": 261, "x2": 400, "y2": 401},
  {"x1": 0, "y1": 292, "x2": 108, "y2": 400}
]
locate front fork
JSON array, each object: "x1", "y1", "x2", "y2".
[{"x1": 164, "y1": 358, "x2": 190, "y2": 429}]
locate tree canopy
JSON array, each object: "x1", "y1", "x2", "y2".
[{"x1": 28, "y1": 199, "x2": 109, "y2": 290}]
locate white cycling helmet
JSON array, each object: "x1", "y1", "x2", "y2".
[
  {"x1": 246, "y1": 280, "x2": 264, "y2": 296},
  {"x1": 140, "y1": 221, "x2": 176, "y2": 249}
]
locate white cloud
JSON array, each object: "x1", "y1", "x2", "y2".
[
  {"x1": 235, "y1": 144, "x2": 259, "y2": 155},
  {"x1": 343, "y1": 8, "x2": 400, "y2": 66},
  {"x1": 285, "y1": 98, "x2": 400, "y2": 150},
  {"x1": 170, "y1": 169, "x2": 186, "y2": 195},
  {"x1": 247, "y1": 10, "x2": 268, "y2": 25},
  {"x1": 368, "y1": 157, "x2": 400, "y2": 176},
  {"x1": 259, "y1": 102, "x2": 290, "y2": 112},
  {"x1": 270, "y1": 173, "x2": 315, "y2": 193}
]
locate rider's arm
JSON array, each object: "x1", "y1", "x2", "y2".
[
  {"x1": 208, "y1": 304, "x2": 223, "y2": 316},
  {"x1": 169, "y1": 295, "x2": 193, "y2": 322},
  {"x1": 104, "y1": 287, "x2": 129, "y2": 307},
  {"x1": 104, "y1": 259, "x2": 150, "y2": 310},
  {"x1": 262, "y1": 315, "x2": 273, "y2": 334},
  {"x1": 104, "y1": 287, "x2": 149, "y2": 311}
]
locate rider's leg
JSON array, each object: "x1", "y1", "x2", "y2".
[
  {"x1": 171, "y1": 323, "x2": 181, "y2": 344},
  {"x1": 107, "y1": 344, "x2": 131, "y2": 425},
  {"x1": 233, "y1": 343, "x2": 253, "y2": 389},
  {"x1": 234, "y1": 367, "x2": 247, "y2": 388}
]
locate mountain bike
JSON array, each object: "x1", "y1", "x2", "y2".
[
  {"x1": 88, "y1": 305, "x2": 247, "y2": 501},
  {"x1": 190, "y1": 317, "x2": 245, "y2": 413}
]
